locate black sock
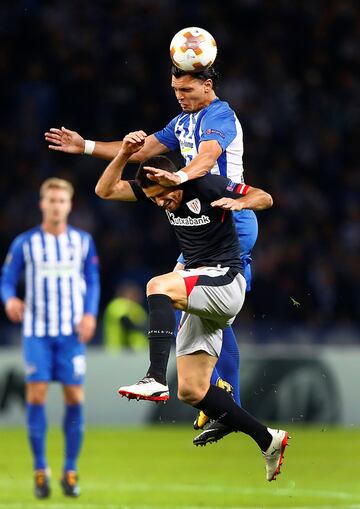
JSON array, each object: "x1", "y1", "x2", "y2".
[
  {"x1": 146, "y1": 294, "x2": 175, "y2": 385},
  {"x1": 195, "y1": 385, "x2": 272, "y2": 451}
]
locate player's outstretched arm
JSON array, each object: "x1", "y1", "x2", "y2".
[
  {"x1": 45, "y1": 127, "x2": 168, "y2": 162},
  {"x1": 211, "y1": 186, "x2": 273, "y2": 211},
  {"x1": 95, "y1": 131, "x2": 146, "y2": 201}
]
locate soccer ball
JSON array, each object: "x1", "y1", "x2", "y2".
[{"x1": 170, "y1": 27, "x2": 217, "y2": 72}]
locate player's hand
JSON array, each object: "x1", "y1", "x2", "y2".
[
  {"x1": 121, "y1": 131, "x2": 147, "y2": 156},
  {"x1": 77, "y1": 314, "x2": 97, "y2": 343},
  {"x1": 144, "y1": 167, "x2": 181, "y2": 187},
  {"x1": 211, "y1": 197, "x2": 244, "y2": 211},
  {"x1": 5, "y1": 297, "x2": 25, "y2": 323},
  {"x1": 44, "y1": 126, "x2": 85, "y2": 154}
]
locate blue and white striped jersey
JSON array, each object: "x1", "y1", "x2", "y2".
[
  {"x1": 155, "y1": 98, "x2": 244, "y2": 183},
  {"x1": 1, "y1": 225, "x2": 100, "y2": 338}
]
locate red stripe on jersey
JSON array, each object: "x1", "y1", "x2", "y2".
[
  {"x1": 221, "y1": 210, "x2": 226, "y2": 223},
  {"x1": 235, "y1": 183, "x2": 249, "y2": 195},
  {"x1": 183, "y1": 275, "x2": 199, "y2": 296}
]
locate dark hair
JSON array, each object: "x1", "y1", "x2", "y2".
[
  {"x1": 171, "y1": 65, "x2": 220, "y2": 86},
  {"x1": 135, "y1": 156, "x2": 177, "y2": 188}
]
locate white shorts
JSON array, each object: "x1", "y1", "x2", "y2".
[{"x1": 176, "y1": 266, "x2": 246, "y2": 357}]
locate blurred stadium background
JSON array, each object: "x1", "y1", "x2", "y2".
[{"x1": 0, "y1": 1, "x2": 359, "y2": 507}]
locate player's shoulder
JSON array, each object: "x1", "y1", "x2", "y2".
[
  {"x1": 12, "y1": 226, "x2": 41, "y2": 245},
  {"x1": 67, "y1": 225, "x2": 93, "y2": 241},
  {"x1": 205, "y1": 98, "x2": 235, "y2": 116}
]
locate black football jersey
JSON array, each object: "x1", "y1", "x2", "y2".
[{"x1": 129, "y1": 174, "x2": 250, "y2": 272}]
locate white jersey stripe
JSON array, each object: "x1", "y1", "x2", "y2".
[
  {"x1": 45, "y1": 233, "x2": 59, "y2": 336},
  {"x1": 23, "y1": 242, "x2": 33, "y2": 337},
  {"x1": 31, "y1": 233, "x2": 46, "y2": 337},
  {"x1": 58, "y1": 233, "x2": 72, "y2": 336}
]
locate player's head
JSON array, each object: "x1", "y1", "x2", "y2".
[
  {"x1": 39, "y1": 177, "x2": 73, "y2": 226},
  {"x1": 136, "y1": 156, "x2": 183, "y2": 212},
  {"x1": 171, "y1": 65, "x2": 220, "y2": 113}
]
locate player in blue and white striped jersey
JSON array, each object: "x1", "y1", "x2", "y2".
[
  {"x1": 45, "y1": 65, "x2": 258, "y2": 443},
  {"x1": 0, "y1": 178, "x2": 100, "y2": 499}
]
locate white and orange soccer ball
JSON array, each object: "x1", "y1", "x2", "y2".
[{"x1": 170, "y1": 27, "x2": 217, "y2": 72}]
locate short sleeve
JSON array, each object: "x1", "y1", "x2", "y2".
[
  {"x1": 200, "y1": 105, "x2": 237, "y2": 152},
  {"x1": 154, "y1": 116, "x2": 180, "y2": 151}
]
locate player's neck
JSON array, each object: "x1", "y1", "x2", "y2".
[
  {"x1": 193, "y1": 93, "x2": 217, "y2": 112},
  {"x1": 41, "y1": 221, "x2": 68, "y2": 236}
]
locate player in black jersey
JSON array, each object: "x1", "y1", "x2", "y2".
[{"x1": 95, "y1": 131, "x2": 289, "y2": 482}]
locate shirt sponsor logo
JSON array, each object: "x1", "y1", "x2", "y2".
[
  {"x1": 206, "y1": 128, "x2": 225, "y2": 138},
  {"x1": 166, "y1": 211, "x2": 210, "y2": 226},
  {"x1": 186, "y1": 198, "x2": 201, "y2": 214}
]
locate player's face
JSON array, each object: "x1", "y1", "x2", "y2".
[
  {"x1": 40, "y1": 188, "x2": 72, "y2": 226},
  {"x1": 171, "y1": 75, "x2": 213, "y2": 113},
  {"x1": 144, "y1": 186, "x2": 183, "y2": 212}
]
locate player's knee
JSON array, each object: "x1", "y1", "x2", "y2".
[
  {"x1": 27, "y1": 393, "x2": 46, "y2": 405},
  {"x1": 178, "y1": 382, "x2": 205, "y2": 406},
  {"x1": 146, "y1": 276, "x2": 169, "y2": 296}
]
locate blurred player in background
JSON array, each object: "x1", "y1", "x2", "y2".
[
  {"x1": 94, "y1": 131, "x2": 289, "y2": 482},
  {"x1": 0, "y1": 178, "x2": 100, "y2": 499},
  {"x1": 45, "y1": 65, "x2": 258, "y2": 444}
]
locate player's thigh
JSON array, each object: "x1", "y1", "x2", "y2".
[
  {"x1": 147, "y1": 271, "x2": 188, "y2": 309},
  {"x1": 177, "y1": 351, "x2": 217, "y2": 403},
  {"x1": 23, "y1": 336, "x2": 53, "y2": 383},
  {"x1": 179, "y1": 267, "x2": 246, "y2": 321},
  {"x1": 54, "y1": 334, "x2": 86, "y2": 386}
]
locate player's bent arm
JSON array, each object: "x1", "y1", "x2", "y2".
[
  {"x1": 94, "y1": 134, "x2": 168, "y2": 162},
  {"x1": 238, "y1": 186, "x2": 273, "y2": 210},
  {"x1": 179, "y1": 140, "x2": 222, "y2": 181},
  {"x1": 95, "y1": 150, "x2": 137, "y2": 201},
  {"x1": 211, "y1": 187, "x2": 273, "y2": 212}
]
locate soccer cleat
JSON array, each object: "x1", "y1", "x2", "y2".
[
  {"x1": 193, "y1": 419, "x2": 233, "y2": 446},
  {"x1": 118, "y1": 376, "x2": 170, "y2": 402},
  {"x1": 60, "y1": 471, "x2": 80, "y2": 497},
  {"x1": 193, "y1": 377, "x2": 234, "y2": 430},
  {"x1": 262, "y1": 428, "x2": 289, "y2": 481},
  {"x1": 34, "y1": 469, "x2": 51, "y2": 499}
]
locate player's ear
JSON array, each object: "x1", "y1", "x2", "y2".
[{"x1": 204, "y1": 78, "x2": 213, "y2": 93}]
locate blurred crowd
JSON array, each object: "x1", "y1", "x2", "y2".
[{"x1": 0, "y1": 0, "x2": 359, "y2": 344}]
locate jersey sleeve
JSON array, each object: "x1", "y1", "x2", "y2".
[
  {"x1": 199, "y1": 106, "x2": 237, "y2": 152},
  {"x1": 0, "y1": 235, "x2": 26, "y2": 304},
  {"x1": 196, "y1": 174, "x2": 249, "y2": 201},
  {"x1": 83, "y1": 235, "x2": 100, "y2": 317},
  {"x1": 154, "y1": 116, "x2": 180, "y2": 151}
]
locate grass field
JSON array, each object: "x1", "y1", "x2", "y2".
[{"x1": 0, "y1": 425, "x2": 359, "y2": 509}]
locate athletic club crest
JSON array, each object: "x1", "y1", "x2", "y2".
[{"x1": 186, "y1": 198, "x2": 201, "y2": 214}]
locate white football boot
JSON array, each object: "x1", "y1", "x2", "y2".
[
  {"x1": 262, "y1": 428, "x2": 289, "y2": 481},
  {"x1": 119, "y1": 376, "x2": 169, "y2": 401}
]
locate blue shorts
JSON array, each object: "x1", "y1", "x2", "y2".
[
  {"x1": 23, "y1": 334, "x2": 86, "y2": 385},
  {"x1": 177, "y1": 209, "x2": 258, "y2": 292}
]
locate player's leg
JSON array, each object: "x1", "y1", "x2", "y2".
[
  {"x1": 61, "y1": 384, "x2": 84, "y2": 497},
  {"x1": 23, "y1": 336, "x2": 52, "y2": 498},
  {"x1": 119, "y1": 271, "x2": 186, "y2": 401},
  {"x1": 176, "y1": 318, "x2": 289, "y2": 482},
  {"x1": 56, "y1": 334, "x2": 86, "y2": 497}
]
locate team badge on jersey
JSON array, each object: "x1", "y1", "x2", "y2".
[
  {"x1": 186, "y1": 198, "x2": 201, "y2": 214},
  {"x1": 226, "y1": 180, "x2": 236, "y2": 192}
]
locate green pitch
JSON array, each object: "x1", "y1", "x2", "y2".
[{"x1": 0, "y1": 425, "x2": 359, "y2": 508}]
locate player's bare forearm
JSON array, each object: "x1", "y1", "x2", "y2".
[
  {"x1": 95, "y1": 150, "x2": 136, "y2": 201},
  {"x1": 239, "y1": 187, "x2": 273, "y2": 210},
  {"x1": 96, "y1": 134, "x2": 168, "y2": 162},
  {"x1": 211, "y1": 188, "x2": 273, "y2": 211},
  {"x1": 179, "y1": 140, "x2": 222, "y2": 181}
]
